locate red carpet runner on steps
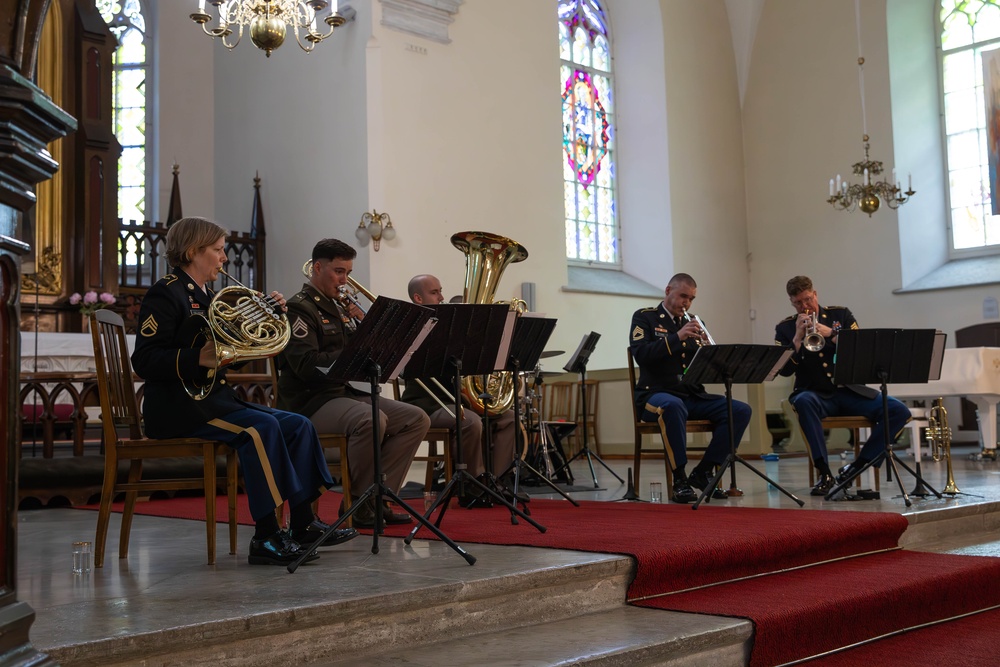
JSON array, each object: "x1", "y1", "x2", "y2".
[{"x1": 80, "y1": 494, "x2": 1000, "y2": 666}]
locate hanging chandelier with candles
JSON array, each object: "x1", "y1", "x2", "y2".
[
  {"x1": 189, "y1": 1, "x2": 351, "y2": 57},
  {"x1": 826, "y1": 0, "x2": 915, "y2": 216}
]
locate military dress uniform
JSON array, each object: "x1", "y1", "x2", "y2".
[
  {"x1": 629, "y1": 303, "x2": 751, "y2": 473},
  {"x1": 276, "y1": 284, "x2": 429, "y2": 498},
  {"x1": 131, "y1": 269, "x2": 334, "y2": 522},
  {"x1": 774, "y1": 305, "x2": 911, "y2": 466},
  {"x1": 400, "y1": 376, "x2": 485, "y2": 476}
]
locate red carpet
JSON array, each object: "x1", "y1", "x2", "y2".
[
  {"x1": 799, "y1": 605, "x2": 1000, "y2": 666},
  {"x1": 79, "y1": 493, "x2": 1000, "y2": 666},
  {"x1": 81, "y1": 492, "x2": 908, "y2": 596},
  {"x1": 636, "y1": 550, "x2": 1000, "y2": 667}
]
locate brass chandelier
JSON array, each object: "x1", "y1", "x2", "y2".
[
  {"x1": 190, "y1": 0, "x2": 351, "y2": 57},
  {"x1": 826, "y1": 0, "x2": 915, "y2": 216}
]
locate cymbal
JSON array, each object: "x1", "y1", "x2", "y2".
[{"x1": 539, "y1": 350, "x2": 565, "y2": 359}]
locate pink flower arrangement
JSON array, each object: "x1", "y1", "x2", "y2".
[{"x1": 69, "y1": 291, "x2": 116, "y2": 316}]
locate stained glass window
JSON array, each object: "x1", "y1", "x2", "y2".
[
  {"x1": 97, "y1": 0, "x2": 148, "y2": 226},
  {"x1": 559, "y1": 0, "x2": 619, "y2": 265},
  {"x1": 940, "y1": 0, "x2": 1000, "y2": 252}
]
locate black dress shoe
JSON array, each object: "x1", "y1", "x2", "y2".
[
  {"x1": 289, "y1": 520, "x2": 359, "y2": 547},
  {"x1": 837, "y1": 461, "x2": 863, "y2": 484},
  {"x1": 248, "y1": 531, "x2": 318, "y2": 566},
  {"x1": 671, "y1": 480, "x2": 698, "y2": 503},
  {"x1": 345, "y1": 498, "x2": 414, "y2": 528},
  {"x1": 811, "y1": 473, "x2": 835, "y2": 496},
  {"x1": 687, "y1": 469, "x2": 728, "y2": 500}
]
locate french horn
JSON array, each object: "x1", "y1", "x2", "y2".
[
  {"x1": 181, "y1": 269, "x2": 290, "y2": 400},
  {"x1": 452, "y1": 231, "x2": 528, "y2": 417}
]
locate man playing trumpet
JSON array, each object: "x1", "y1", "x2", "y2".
[
  {"x1": 275, "y1": 239, "x2": 430, "y2": 528},
  {"x1": 774, "y1": 275, "x2": 911, "y2": 496},
  {"x1": 630, "y1": 273, "x2": 751, "y2": 503}
]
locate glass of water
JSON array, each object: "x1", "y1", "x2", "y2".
[
  {"x1": 649, "y1": 482, "x2": 663, "y2": 503},
  {"x1": 72, "y1": 541, "x2": 92, "y2": 574}
]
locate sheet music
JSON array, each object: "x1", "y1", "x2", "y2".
[
  {"x1": 493, "y1": 311, "x2": 518, "y2": 371},
  {"x1": 389, "y1": 318, "x2": 438, "y2": 380}
]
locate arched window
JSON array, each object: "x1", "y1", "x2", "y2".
[
  {"x1": 559, "y1": 0, "x2": 619, "y2": 266},
  {"x1": 97, "y1": 0, "x2": 149, "y2": 224},
  {"x1": 940, "y1": 0, "x2": 1000, "y2": 254}
]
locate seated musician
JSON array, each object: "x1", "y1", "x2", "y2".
[
  {"x1": 630, "y1": 272, "x2": 751, "y2": 503},
  {"x1": 132, "y1": 217, "x2": 357, "y2": 566},
  {"x1": 275, "y1": 239, "x2": 430, "y2": 527},
  {"x1": 400, "y1": 274, "x2": 517, "y2": 507},
  {"x1": 774, "y1": 275, "x2": 911, "y2": 496}
]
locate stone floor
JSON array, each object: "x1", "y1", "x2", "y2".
[{"x1": 17, "y1": 444, "x2": 1000, "y2": 666}]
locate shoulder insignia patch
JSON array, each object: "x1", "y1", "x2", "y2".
[
  {"x1": 632, "y1": 325, "x2": 645, "y2": 341},
  {"x1": 140, "y1": 315, "x2": 158, "y2": 337},
  {"x1": 640, "y1": 307, "x2": 657, "y2": 312},
  {"x1": 291, "y1": 316, "x2": 309, "y2": 338},
  {"x1": 163, "y1": 274, "x2": 177, "y2": 285},
  {"x1": 781, "y1": 315, "x2": 795, "y2": 322}
]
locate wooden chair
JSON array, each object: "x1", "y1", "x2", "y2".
[
  {"x1": 626, "y1": 348, "x2": 712, "y2": 497},
  {"x1": 575, "y1": 378, "x2": 600, "y2": 455},
  {"x1": 805, "y1": 411, "x2": 876, "y2": 490},
  {"x1": 268, "y1": 362, "x2": 353, "y2": 524},
  {"x1": 543, "y1": 381, "x2": 576, "y2": 452},
  {"x1": 391, "y1": 380, "x2": 453, "y2": 490},
  {"x1": 90, "y1": 309, "x2": 238, "y2": 567}
]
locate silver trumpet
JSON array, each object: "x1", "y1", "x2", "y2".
[
  {"x1": 683, "y1": 310, "x2": 716, "y2": 346},
  {"x1": 803, "y1": 311, "x2": 825, "y2": 352}
]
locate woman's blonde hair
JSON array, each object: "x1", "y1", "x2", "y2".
[{"x1": 165, "y1": 217, "x2": 228, "y2": 268}]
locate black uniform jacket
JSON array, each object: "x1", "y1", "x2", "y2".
[
  {"x1": 275, "y1": 283, "x2": 361, "y2": 417},
  {"x1": 773, "y1": 305, "x2": 877, "y2": 399},
  {"x1": 629, "y1": 303, "x2": 712, "y2": 410},
  {"x1": 132, "y1": 268, "x2": 245, "y2": 439}
]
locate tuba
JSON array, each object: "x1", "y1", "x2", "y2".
[
  {"x1": 453, "y1": 231, "x2": 528, "y2": 416},
  {"x1": 182, "y1": 269, "x2": 290, "y2": 400}
]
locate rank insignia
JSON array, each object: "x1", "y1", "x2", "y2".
[
  {"x1": 140, "y1": 315, "x2": 158, "y2": 337},
  {"x1": 291, "y1": 317, "x2": 309, "y2": 338},
  {"x1": 632, "y1": 325, "x2": 645, "y2": 341}
]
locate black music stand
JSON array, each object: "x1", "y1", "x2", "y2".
[
  {"x1": 498, "y1": 316, "x2": 580, "y2": 510},
  {"x1": 553, "y1": 332, "x2": 623, "y2": 488},
  {"x1": 682, "y1": 344, "x2": 802, "y2": 509},
  {"x1": 288, "y1": 297, "x2": 477, "y2": 572},
  {"x1": 401, "y1": 304, "x2": 545, "y2": 545},
  {"x1": 824, "y1": 329, "x2": 944, "y2": 507}
]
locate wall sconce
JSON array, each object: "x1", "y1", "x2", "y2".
[{"x1": 355, "y1": 210, "x2": 395, "y2": 251}]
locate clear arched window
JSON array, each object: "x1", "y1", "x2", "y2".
[
  {"x1": 940, "y1": 0, "x2": 1000, "y2": 253},
  {"x1": 559, "y1": 0, "x2": 619, "y2": 266},
  {"x1": 97, "y1": 0, "x2": 149, "y2": 224}
]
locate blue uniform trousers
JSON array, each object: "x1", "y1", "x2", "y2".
[
  {"x1": 789, "y1": 389, "x2": 911, "y2": 464},
  {"x1": 641, "y1": 393, "x2": 751, "y2": 470},
  {"x1": 186, "y1": 405, "x2": 333, "y2": 521}
]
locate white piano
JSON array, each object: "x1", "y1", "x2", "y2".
[{"x1": 874, "y1": 347, "x2": 1000, "y2": 452}]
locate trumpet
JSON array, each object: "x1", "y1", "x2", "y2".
[
  {"x1": 804, "y1": 311, "x2": 825, "y2": 352},
  {"x1": 301, "y1": 259, "x2": 376, "y2": 326},
  {"x1": 927, "y1": 397, "x2": 960, "y2": 495},
  {"x1": 682, "y1": 310, "x2": 715, "y2": 346}
]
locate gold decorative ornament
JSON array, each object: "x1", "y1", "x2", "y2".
[{"x1": 190, "y1": 0, "x2": 352, "y2": 57}]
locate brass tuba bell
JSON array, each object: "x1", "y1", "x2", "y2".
[
  {"x1": 181, "y1": 269, "x2": 290, "y2": 400},
  {"x1": 452, "y1": 231, "x2": 528, "y2": 417}
]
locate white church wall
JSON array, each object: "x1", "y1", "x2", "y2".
[{"x1": 744, "y1": 0, "x2": 998, "y2": 369}]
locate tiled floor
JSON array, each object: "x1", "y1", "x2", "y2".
[{"x1": 16, "y1": 445, "x2": 1000, "y2": 663}]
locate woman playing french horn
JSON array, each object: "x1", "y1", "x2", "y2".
[{"x1": 131, "y1": 217, "x2": 357, "y2": 566}]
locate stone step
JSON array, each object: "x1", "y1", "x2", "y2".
[
  {"x1": 317, "y1": 606, "x2": 752, "y2": 667},
  {"x1": 51, "y1": 543, "x2": 636, "y2": 667}
]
